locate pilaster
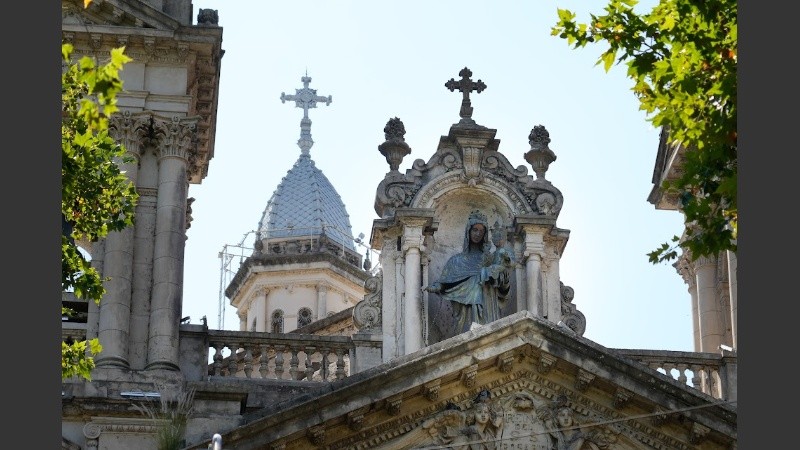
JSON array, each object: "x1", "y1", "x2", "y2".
[{"x1": 316, "y1": 283, "x2": 329, "y2": 320}]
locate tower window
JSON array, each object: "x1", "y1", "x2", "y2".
[
  {"x1": 271, "y1": 309, "x2": 284, "y2": 333},
  {"x1": 298, "y1": 307, "x2": 313, "y2": 328}
]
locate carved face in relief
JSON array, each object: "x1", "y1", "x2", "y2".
[
  {"x1": 474, "y1": 403, "x2": 491, "y2": 425},
  {"x1": 556, "y1": 407, "x2": 574, "y2": 428},
  {"x1": 469, "y1": 223, "x2": 487, "y2": 245}
]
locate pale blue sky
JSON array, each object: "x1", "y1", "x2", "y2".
[{"x1": 182, "y1": 0, "x2": 692, "y2": 351}]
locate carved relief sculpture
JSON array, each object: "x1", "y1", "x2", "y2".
[
  {"x1": 419, "y1": 390, "x2": 504, "y2": 450},
  {"x1": 538, "y1": 395, "x2": 617, "y2": 450}
]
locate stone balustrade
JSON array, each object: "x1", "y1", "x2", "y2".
[
  {"x1": 206, "y1": 330, "x2": 354, "y2": 382},
  {"x1": 61, "y1": 325, "x2": 736, "y2": 402},
  {"x1": 614, "y1": 348, "x2": 737, "y2": 402}
]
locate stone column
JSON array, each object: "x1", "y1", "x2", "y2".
[
  {"x1": 394, "y1": 251, "x2": 404, "y2": 352},
  {"x1": 524, "y1": 252, "x2": 543, "y2": 317},
  {"x1": 726, "y1": 250, "x2": 737, "y2": 349},
  {"x1": 521, "y1": 226, "x2": 545, "y2": 318},
  {"x1": 400, "y1": 218, "x2": 427, "y2": 355},
  {"x1": 238, "y1": 311, "x2": 247, "y2": 332},
  {"x1": 316, "y1": 283, "x2": 328, "y2": 319},
  {"x1": 256, "y1": 287, "x2": 269, "y2": 331},
  {"x1": 94, "y1": 113, "x2": 146, "y2": 369},
  {"x1": 719, "y1": 347, "x2": 737, "y2": 402},
  {"x1": 375, "y1": 228, "x2": 401, "y2": 361},
  {"x1": 543, "y1": 247, "x2": 563, "y2": 323},
  {"x1": 695, "y1": 254, "x2": 724, "y2": 352},
  {"x1": 129, "y1": 185, "x2": 157, "y2": 369},
  {"x1": 677, "y1": 256, "x2": 700, "y2": 352},
  {"x1": 421, "y1": 251, "x2": 430, "y2": 346},
  {"x1": 146, "y1": 116, "x2": 196, "y2": 371},
  {"x1": 513, "y1": 238, "x2": 526, "y2": 315},
  {"x1": 85, "y1": 240, "x2": 105, "y2": 342}
]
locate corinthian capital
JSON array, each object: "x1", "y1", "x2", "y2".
[
  {"x1": 152, "y1": 115, "x2": 199, "y2": 161},
  {"x1": 694, "y1": 254, "x2": 718, "y2": 269},
  {"x1": 108, "y1": 111, "x2": 151, "y2": 157},
  {"x1": 675, "y1": 253, "x2": 696, "y2": 286}
]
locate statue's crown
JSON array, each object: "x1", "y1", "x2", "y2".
[{"x1": 468, "y1": 210, "x2": 487, "y2": 224}]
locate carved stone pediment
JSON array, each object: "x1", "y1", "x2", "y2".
[
  {"x1": 374, "y1": 124, "x2": 564, "y2": 220},
  {"x1": 193, "y1": 312, "x2": 736, "y2": 450}
]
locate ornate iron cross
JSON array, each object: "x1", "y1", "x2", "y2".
[
  {"x1": 445, "y1": 67, "x2": 486, "y2": 123},
  {"x1": 280, "y1": 74, "x2": 332, "y2": 155}
]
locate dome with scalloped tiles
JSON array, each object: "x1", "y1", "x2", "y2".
[{"x1": 257, "y1": 152, "x2": 356, "y2": 252}]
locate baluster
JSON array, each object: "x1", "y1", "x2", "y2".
[
  {"x1": 275, "y1": 346, "x2": 285, "y2": 380},
  {"x1": 289, "y1": 346, "x2": 300, "y2": 380},
  {"x1": 676, "y1": 363, "x2": 688, "y2": 385},
  {"x1": 663, "y1": 362, "x2": 675, "y2": 381},
  {"x1": 243, "y1": 345, "x2": 253, "y2": 378},
  {"x1": 708, "y1": 369, "x2": 720, "y2": 399},
  {"x1": 228, "y1": 343, "x2": 240, "y2": 377},
  {"x1": 698, "y1": 365, "x2": 711, "y2": 394},
  {"x1": 335, "y1": 348, "x2": 346, "y2": 380},
  {"x1": 320, "y1": 348, "x2": 330, "y2": 381},
  {"x1": 259, "y1": 344, "x2": 270, "y2": 379},
  {"x1": 305, "y1": 346, "x2": 316, "y2": 381},
  {"x1": 212, "y1": 343, "x2": 224, "y2": 376},
  {"x1": 689, "y1": 364, "x2": 702, "y2": 390}
]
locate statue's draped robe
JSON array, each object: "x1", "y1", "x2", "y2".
[{"x1": 437, "y1": 247, "x2": 511, "y2": 334}]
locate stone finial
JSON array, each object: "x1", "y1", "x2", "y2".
[
  {"x1": 524, "y1": 125, "x2": 557, "y2": 181},
  {"x1": 384, "y1": 117, "x2": 406, "y2": 141},
  {"x1": 378, "y1": 117, "x2": 411, "y2": 172}
]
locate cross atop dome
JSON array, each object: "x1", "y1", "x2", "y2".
[{"x1": 280, "y1": 73, "x2": 332, "y2": 155}]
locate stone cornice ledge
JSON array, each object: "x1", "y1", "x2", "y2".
[{"x1": 205, "y1": 311, "x2": 736, "y2": 448}]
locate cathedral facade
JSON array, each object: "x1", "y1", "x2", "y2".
[{"x1": 61, "y1": 2, "x2": 737, "y2": 449}]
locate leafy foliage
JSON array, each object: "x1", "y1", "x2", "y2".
[
  {"x1": 62, "y1": 42, "x2": 135, "y2": 380},
  {"x1": 133, "y1": 387, "x2": 196, "y2": 450},
  {"x1": 62, "y1": 338, "x2": 103, "y2": 380},
  {"x1": 552, "y1": 0, "x2": 736, "y2": 263}
]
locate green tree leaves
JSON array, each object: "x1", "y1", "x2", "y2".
[
  {"x1": 552, "y1": 0, "x2": 736, "y2": 264},
  {"x1": 62, "y1": 43, "x2": 135, "y2": 380}
]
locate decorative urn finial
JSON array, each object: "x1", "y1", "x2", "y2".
[
  {"x1": 524, "y1": 125, "x2": 557, "y2": 180},
  {"x1": 378, "y1": 117, "x2": 411, "y2": 172}
]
